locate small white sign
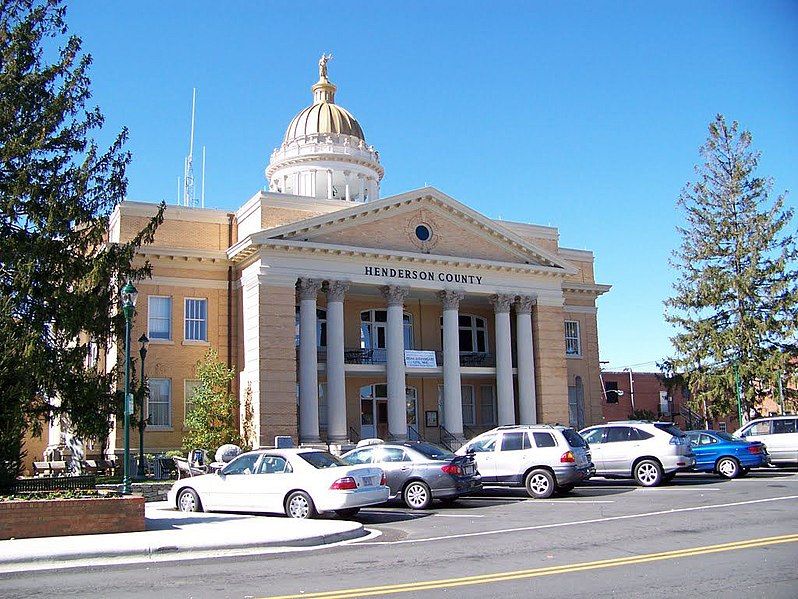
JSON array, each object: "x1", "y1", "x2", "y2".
[
  {"x1": 125, "y1": 393, "x2": 134, "y2": 415},
  {"x1": 404, "y1": 350, "x2": 437, "y2": 368}
]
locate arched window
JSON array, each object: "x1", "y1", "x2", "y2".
[
  {"x1": 439, "y1": 314, "x2": 488, "y2": 353},
  {"x1": 295, "y1": 307, "x2": 327, "y2": 348},
  {"x1": 360, "y1": 309, "x2": 414, "y2": 350}
]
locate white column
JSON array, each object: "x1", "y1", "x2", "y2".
[
  {"x1": 439, "y1": 290, "x2": 465, "y2": 438},
  {"x1": 298, "y1": 278, "x2": 323, "y2": 443},
  {"x1": 358, "y1": 175, "x2": 365, "y2": 201},
  {"x1": 382, "y1": 285, "x2": 409, "y2": 440},
  {"x1": 344, "y1": 171, "x2": 351, "y2": 201},
  {"x1": 293, "y1": 172, "x2": 300, "y2": 195},
  {"x1": 326, "y1": 170, "x2": 333, "y2": 199},
  {"x1": 326, "y1": 280, "x2": 349, "y2": 443},
  {"x1": 491, "y1": 293, "x2": 516, "y2": 425},
  {"x1": 515, "y1": 296, "x2": 537, "y2": 424},
  {"x1": 310, "y1": 170, "x2": 317, "y2": 197}
]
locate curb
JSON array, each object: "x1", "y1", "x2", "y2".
[{"x1": 0, "y1": 525, "x2": 367, "y2": 568}]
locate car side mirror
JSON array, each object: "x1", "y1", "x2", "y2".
[{"x1": 216, "y1": 470, "x2": 225, "y2": 478}]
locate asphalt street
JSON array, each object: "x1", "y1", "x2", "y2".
[{"x1": 2, "y1": 468, "x2": 797, "y2": 599}]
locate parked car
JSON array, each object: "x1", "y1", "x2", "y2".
[
  {"x1": 734, "y1": 415, "x2": 798, "y2": 466},
  {"x1": 341, "y1": 440, "x2": 481, "y2": 509},
  {"x1": 685, "y1": 429, "x2": 770, "y2": 478},
  {"x1": 455, "y1": 425, "x2": 594, "y2": 499},
  {"x1": 167, "y1": 448, "x2": 389, "y2": 519},
  {"x1": 579, "y1": 421, "x2": 695, "y2": 487}
]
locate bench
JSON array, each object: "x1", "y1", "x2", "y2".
[{"x1": 33, "y1": 461, "x2": 69, "y2": 477}]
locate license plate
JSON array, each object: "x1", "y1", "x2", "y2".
[
  {"x1": 463, "y1": 465, "x2": 475, "y2": 476},
  {"x1": 362, "y1": 476, "x2": 375, "y2": 487}
]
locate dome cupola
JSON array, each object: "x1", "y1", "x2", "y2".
[{"x1": 266, "y1": 55, "x2": 383, "y2": 203}]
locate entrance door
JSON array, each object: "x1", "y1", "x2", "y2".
[{"x1": 360, "y1": 384, "x2": 418, "y2": 440}]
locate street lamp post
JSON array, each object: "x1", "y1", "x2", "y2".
[
  {"x1": 136, "y1": 333, "x2": 149, "y2": 477},
  {"x1": 121, "y1": 281, "x2": 138, "y2": 495}
]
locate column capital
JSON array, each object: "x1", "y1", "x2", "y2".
[
  {"x1": 297, "y1": 277, "x2": 323, "y2": 300},
  {"x1": 325, "y1": 280, "x2": 350, "y2": 302},
  {"x1": 490, "y1": 293, "x2": 514, "y2": 314},
  {"x1": 438, "y1": 290, "x2": 465, "y2": 310},
  {"x1": 515, "y1": 295, "x2": 536, "y2": 315},
  {"x1": 381, "y1": 285, "x2": 410, "y2": 307}
]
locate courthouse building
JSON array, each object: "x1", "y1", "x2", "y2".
[{"x1": 103, "y1": 60, "x2": 610, "y2": 455}]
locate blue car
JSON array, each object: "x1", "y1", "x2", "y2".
[{"x1": 685, "y1": 430, "x2": 770, "y2": 478}]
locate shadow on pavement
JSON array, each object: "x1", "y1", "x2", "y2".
[{"x1": 146, "y1": 513, "x2": 266, "y2": 530}]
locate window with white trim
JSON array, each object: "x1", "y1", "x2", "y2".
[
  {"x1": 294, "y1": 307, "x2": 327, "y2": 348},
  {"x1": 439, "y1": 314, "x2": 488, "y2": 353},
  {"x1": 565, "y1": 320, "x2": 581, "y2": 356},
  {"x1": 462, "y1": 385, "x2": 475, "y2": 426},
  {"x1": 480, "y1": 385, "x2": 497, "y2": 425},
  {"x1": 184, "y1": 379, "x2": 201, "y2": 421},
  {"x1": 148, "y1": 296, "x2": 172, "y2": 340},
  {"x1": 184, "y1": 298, "x2": 208, "y2": 342},
  {"x1": 360, "y1": 309, "x2": 413, "y2": 350},
  {"x1": 147, "y1": 378, "x2": 172, "y2": 428}
]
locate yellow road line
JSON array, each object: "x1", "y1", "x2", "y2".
[{"x1": 262, "y1": 533, "x2": 798, "y2": 599}]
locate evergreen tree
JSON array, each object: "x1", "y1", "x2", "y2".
[
  {"x1": 664, "y1": 114, "x2": 798, "y2": 422},
  {"x1": 0, "y1": 0, "x2": 164, "y2": 485},
  {"x1": 182, "y1": 349, "x2": 243, "y2": 453}
]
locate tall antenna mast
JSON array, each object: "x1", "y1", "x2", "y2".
[{"x1": 183, "y1": 88, "x2": 197, "y2": 207}]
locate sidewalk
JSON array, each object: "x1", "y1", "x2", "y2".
[{"x1": 0, "y1": 501, "x2": 366, "y2": 572}]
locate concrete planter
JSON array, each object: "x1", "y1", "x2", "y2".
[{"x1": 0, "y1": 495, "x2": 145, "y2": 540}]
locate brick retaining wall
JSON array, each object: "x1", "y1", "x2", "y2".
[{"x1": 0, "y1": 496, "x2": 145, "y2": 540}]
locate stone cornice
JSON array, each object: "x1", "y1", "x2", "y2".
[
  {"x1": 120, "y1": 200, "x2": 232, "y2": 224},
  {"x1": 230, "y1": 237, "x2": 575, "y2": 278},
  {"x1": 563, "y1": 282, "x2": 612, "y2": 296}
]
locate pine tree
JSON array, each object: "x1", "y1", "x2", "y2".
[
  {"x1": 182, "y1": 350, "x2": 243, "y2": 453},
  {"x1": 664, "y1": 114, "x2": 798, "y2": 422},
  {"x1": 0, "y1": 0, "x2": 164, "y2": 485}
]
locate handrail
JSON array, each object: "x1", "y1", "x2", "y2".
[
  {"x1": 439, "y1": 426, "x2": 457, "y2": 451},
  {"x1": 348, "y1": 426, "x2": 360, "y2": 444},
  {"x1": 462, "y1": 425, "x2": 479, "y2": 441},
  {"x1": 407, "y1": 424, "x2": 422, "y2": 441}
]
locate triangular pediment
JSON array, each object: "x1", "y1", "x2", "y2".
[{"x1": 254, "y1": 187, "x2": 574, "y2": 271}]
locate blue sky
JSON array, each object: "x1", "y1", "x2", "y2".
[{"x1": 66, "y1": 1, "x2": 798, "y2": 371}]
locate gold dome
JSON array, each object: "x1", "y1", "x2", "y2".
[{"x1": 283, "y1": 58, "x2": 365, "y2": 144}]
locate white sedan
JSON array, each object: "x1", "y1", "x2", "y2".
[{"x1": 167, "y1": 448, "x2": 389, "y2": 519}]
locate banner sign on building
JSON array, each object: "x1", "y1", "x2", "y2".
[{"x1": 404, "y1": 350, "x2": 438, "y2": 368}]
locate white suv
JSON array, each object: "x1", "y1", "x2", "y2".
[
  {"x1": 734, "y1": 415, "x2": 798, "y2": 466},
  {"x1": 455, "y1": 425, "x2": 594, "y2": 499},
  {"x1": 579, "y1": 421, "x2": 695, "y2": 487}
]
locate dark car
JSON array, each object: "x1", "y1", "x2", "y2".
[
  {"x1": 341, "y1": 441, "x2": 481, "y2": 509},
  {"x1": 685, "y1": 430, "x2": 770, "y2": 478}
]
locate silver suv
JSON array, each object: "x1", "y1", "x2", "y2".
[
  {"x1": 579, "y1": 421, "x2": 695, "y2": 487},
  {"x1": 455, "y1": 425, "x2": 594, "y2": 499},
  {"x1": 734, "y1": 415, "x2": 798, "y2": 466}
]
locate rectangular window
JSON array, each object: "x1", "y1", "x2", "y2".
[
  {"x1": 565, "y1": 320, "x2": 581, "y2": 356},
  {"x1": 605, "y1": 381, "x2": 619, "y2": 403},
  {"x1": 184, "y1": 379, "x2": 201, "y2": 422},
  {"x1": 184, "y1": 298, "x2": 208, "y2": 342},
  {"x1": 718, "y1": 422, "x2": 727, "y2": 433},
  {"x1": 148, "y1": 378, "x2": 172, "y2": 428},
  {"x1": 461, "y1": 385, "x2": 475, "y2": 426},
  {"x1": 479, "y1": 385, "x2": 497, "y2": 426},
  {"x1": 148, "y1": 296, "x2": 172, "y2": 340}
]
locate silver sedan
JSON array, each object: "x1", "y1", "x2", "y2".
[{"x1": 341, "y1": 441, "x2": 481, "y2": 509}]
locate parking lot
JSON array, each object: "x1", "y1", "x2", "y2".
[{"x1": 6, "y1": 468, "x2": 797, "y2": 599}]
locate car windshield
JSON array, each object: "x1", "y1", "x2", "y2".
[
  {"x1": 653, "y1": 423, "x2": 685, "y2": 437},
  {"x1": 561, "y1": 429, "x2": 587, "y2": 448},
  {"x1": 409, "y1": 442, "x2": 454, "y2": 460},
  {"x1": 299, "y1": 451, "x2": 346, "y2": 469}
]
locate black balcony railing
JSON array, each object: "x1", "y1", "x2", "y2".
[{"x1": 340, "y1": 348, "x2": 496, "y2": 367}]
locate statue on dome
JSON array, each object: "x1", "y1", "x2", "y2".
[{"x1": 318, "y1": 53, "x2": 333, "y2": 79}]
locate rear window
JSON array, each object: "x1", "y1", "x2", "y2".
[
  {"x1": 299, "y1": 451, "x2": 346, "y2": 469},
  {"x1": 533, "y1": 432, "x2": 557, "y2": 448},
  {"x1": 409, "y1": 442, "x2": 454, "y2": 460},
  {"x1": 653, "y1": 423, "x2": 685, "y2": 437},
  {"x1": 562, "y1": 429, "x2": 587, "y2": 447},
  {"x1": 715, "y1": 431, "x2": 737, "y2": 442}
]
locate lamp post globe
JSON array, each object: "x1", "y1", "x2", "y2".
[
  {"x1": 121, "y1": 281, "x2": 138, "y2": 495},
  {"x1": 137, "y1": 333, "x2": 149, "y2": 478}
]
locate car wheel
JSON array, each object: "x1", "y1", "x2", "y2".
[
  {"x1": 525, "y1": 469, "x2": 555, "y2": 499},
  {"x1": 403, "y1": 481, "x2": 432, "y2": 509},
  {"x1": 556, "y1": 483, "x2": 575, "y2": 495},
  {"x1": 335, "y1": 508, "x2": 360, "y2": 518},
  {"x1": 285, "y1": 491, "x2": 317, "y2": 519},
  {"x1": 716, "y1": 457, "x2": 740, "y2": 479},
  {"x1": 739, "y1": 467, "x2": 751, "y2": 477},
  {"x1": 177, "y1": 488, "x2": 202, "y2": 512},
  {"x1": 633, "y1": 459, "x2": 663, "y2": 487}
]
